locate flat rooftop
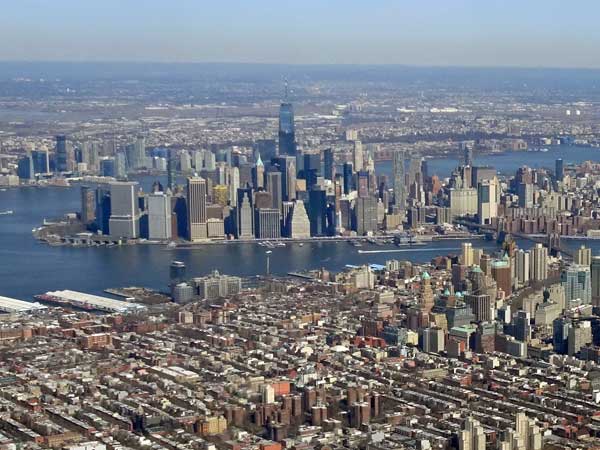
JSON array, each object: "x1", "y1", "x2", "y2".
[
  {"x1": 43, "y1": 290, "x2": 144, "y2": 312},
  {"x1": 0, "y1": 295, "x2": 47, "y2": 313}
]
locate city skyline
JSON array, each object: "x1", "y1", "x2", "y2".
[{"x1": 2, "y1": 1, "x2": 600, "y2": 68}]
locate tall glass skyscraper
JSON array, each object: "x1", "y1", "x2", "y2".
[
  {"x1": 278, "y1": 102, "x2": 296, "y2": 156},
  {"x1": 393, "y1": 150, "x2": 406, "y2": 211}
]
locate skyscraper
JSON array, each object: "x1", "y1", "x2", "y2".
[
  {"x1": 352, "y1": 140, "x2": 363, "y2": 172},
  {"x1": 561, "y1": 264, "x2": 592, "y2": 305},
  {"x1": 555, "y1": 158, "x2": 564, "y2": 181},
  {"x1": 148, "y1": 192, "x2": 172, "y2": 240},
  {"x1": 458, "y1": 417, "x2": 486, "y2": 450},
  {"x1": 575, "y1": 245, "x2": 592, "y2": 266},
  {"x1": 266, "y1": 171, "x2": 283, "y2": 210},
  {"x1": 323, "y1": 148, "x2": 334, "y2": 180},
  {"x1": 592, "y1": 256, "x2": 600, "y2": 306},
  {"x1": 187, "y1": 177, "x2": 207, "y2": 241},
  {"x1": 342, "y1": 162, "x2": 353, "y2": 195},
  {"x1": 308, "y1": 189, "x2": 328, "y2": 236},
  {"x1": 134, "y1": 135, "x2": 146, "y2": 169},
  {"x1": 55, "y1": 135, "x2": 73, "y2": 172},
  {"x1": 278, "y1": 102, "x2": 296, "y2": 156},
  {"x1": 393, "y1": 150, "x2": 406, "y2": 211},
  {"x1": 528, "y1": 243, "x2": 548, "y2": 282},
  {"x1": 255, "y1": 208, "x2": 281, "y2": 239},
  {"x1": 288, "y1": 200, "x2": 311, "y2": 239},
  {"x1": 167, "y1": 148, "x2": 176, "y2": 191},
  {"x1": 354, "y1": 196, "x2": 378, "y2": 235},
  {"x1": 237, "y1": 191, "x2": 254, "y2": 238},
  {"x1": 80, "y1": 186, "x2": 96, "y2": 224},
  {"x1": 477, "y1": 177, "x2": 499, "y2": 225},
  {"x1": 108, "y1": 181, "x2": 140, "y2": 239}
]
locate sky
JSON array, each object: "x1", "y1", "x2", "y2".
[{"x1": 2, "y1": 0, "x2": 600, "y2": 68}]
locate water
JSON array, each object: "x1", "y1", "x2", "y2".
[
  {"x1": 1, "y1": 145, "x2": 599, "y2": 301},
  {"x1": 376, "y1": 145, "x2": 600, "y2": 178}
]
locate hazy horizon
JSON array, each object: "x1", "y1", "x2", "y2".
[{"x1": 3, "y1": 1, "x2": 600, "y2": 69}]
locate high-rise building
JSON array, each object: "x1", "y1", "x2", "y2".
[
  {"x1": 255, "y1": 208, "x2": 281, "y2": 239},
  {"x1": 591, "y1": 256, "x2": 600, "y2": 306},
  {"x1": 55, "y1": 135, "x2": 73, "y2": 172},
  {"x1": 555, "y1": 158, "x2": 564, "y2": 181},
  {"x1": 458, "y1": 417, "x2": 486, "y2": 450},
  {"x1": 465, "y1": 294, "x2": 493, "y2": 322},
  {"x1": 561, "y1": 264, "x2": 592, "y2": 305},
  {"x1": 237, "y1": 191, "x2": 254, "y2": 239},
  {"x1": 308, "y1": 189, "x2": 328, "y2": 236},
  {"x1": 288, "y1": 200, "x2": 311, "y2": 239},
  {"x1": 342, "y1": 162, "x2": 353, "y2": 195},
  {"x1": 477, "y1": 177, "x2": 499, "y2": 225},
  {"x1": 516, "y1": 249, "x2": 530, "y2": 287},
  {"x1": 461, "y1": 242, "x2": 473, "y2": 267},
  {"x1": 392, "y1": 150, "x2": 406, "y2": 211},
  {"x1": 354, "y1": 196, "x2": 378, "y2": 235},
  {"x1": 278, "y1": 102, "x2": 296, "y2": 156},
  {"x1": 80, "y1": 186, "x2": 96, "y2": 224},
  {"x1": 17, "y1": 155, "x2": 34, "y2": 180},
  {"x1": 115, "y1": 152, "x2": 127, "y2": 179},
  {"x1": 253, "y1": 153, "x2": 265, "y2": 189},
  {"x1": 517, "y1": 183, "x2": 534, "y2": 208},
  {"x1": 352, "y1": 140, "x2": 363, "y2": 172},
  {"x1": 497, "y1": 413, "x2": 542, "y2": 450},
  {"x1": 449, "y1": 188, "x2": 478, "y2": 218},
  {"x1": 134, "y1": 135, "x2": 146, "y2": 169},
  {"x1": 167, "y1": 148, "x2": 176, "y2": 191},
  {"x1": 203, "y1": 150, "x2": 216, "y2": 171},
  {"x1": 323, "y1": 148, "x2": 334, "y2": 180},
  {"x1": 31, "y1": 149, "x2": 50, "y2": 174},
  {"x1": 575, "y1": 245, "x2": 592, "y2": 266},
  {"x1": 108, "y1": 181, "x2": 140, "y2": 239},
  {"x1": 528, "y1": 243, "x2": 548, "y2": 282},
  {"x1": 187, "y1": 177, "x2": 207, "y2": 241},
  {"x1": 266, "y1": 171, "x2": 283, "y2": 210},
  {"x1": 148, "y1": 192, "x2": 172, "y2": 240}
]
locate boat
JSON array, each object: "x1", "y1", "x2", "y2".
[
  {"x1": 540, "y1": 148, "x2": 549, "y2": 152},
  {"x1": 298, "y1": 243, "x2": 304, "y2": 247},
  {"x1": 0, "y1": 210, "x2": 13, "y2": 215}
]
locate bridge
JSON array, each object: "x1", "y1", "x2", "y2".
[{"x1": 453, "y1": 219, "x2": 573, "y2": 259}]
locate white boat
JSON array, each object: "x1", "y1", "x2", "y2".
[{"x1": 0, "y1": 210, "x2": 13, "y2": 215}]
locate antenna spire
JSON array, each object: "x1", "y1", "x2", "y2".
[{"x1": 284, "y1": 78, "x2": 289, "y2": 102}]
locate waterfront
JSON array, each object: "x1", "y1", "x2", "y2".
[{"x1": 2, "y1": 145, "x2": 600, "y2": 301}]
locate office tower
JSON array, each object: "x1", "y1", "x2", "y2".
[
  {"x1": 266, "y1": 171, "x2": 283, "y2": 210},
  {"x1": 228, "y1": 166, "x2": 240, "y2": 207},
  {"x1": 461, "y1": 242, "x2": 473, "y2": 267},
  {"x1": 449, "y1": 188, "x2": 478, "y2": 218},
  {"x1": 553, "y1": 317, "x2": 570, "y2": 354},
  {"x1": 125, "y1": 143, "x2": 137, "y2": 170},
  {"x1": 517, "y1": 183, "x2": 534, "y2": 208},
  {"x1": 17, "y1": 155, "x2": 34, "y2": 180},
  {"x1": 465, "y1": 294, "x2": 493, "y2": 322},
  {"x1": 253, "y1": 153, "x2": 265, "y2": 189},
  {"x1": 237, "y1": 191, "x2": 254, "y2": 238},
  {"x1": 356, "y1": 170, "x2": 370, "y2": 198},
  {"x1": 254, "y1": 191, "x2": 272, "y2": 209},
  {"x1": 471, "y1": 166, "x2": 497, "y2": 186},
  {"x1": 278, "y1": 101, "x2": 296, "y2": 156},
  {"x1": 288, "y1": 200, "x2": 311, "y2": 238},
  {"x1": 55, "y1": 135, "x2": 73, "y2": 172},
  {"x1": 115, "y1": 152, "x2": 127, "y2": 178},
  {"x1": 392, "y1": 150, "x2": 406, "y2": 211},
  {"x1": 555, "y1": 158, "x2": 564, "y2": 181},
  {"x1": 95, "y1": 187, "x2": 111, "y2": 235},
  {"x1": 420, "y1": 327, "x2": 445, "y2": 353},
  {"x1": 513, "y1": 310, "x2": 531, "y2": 342},
  {"x1": 167, "y1": 148, "x2": 176, "y2": 191},
  {"x1": 134, "y1": 135, "x2": 146, "y2": 169},
  {"x1": 108, "y1": 181, "x2": 140, "y2": 239},
  {"x1": 561, "y1": 264, "x2": 592, "y2": 305},
  {"x1": 80, "y1": 186, "x2": 96, "y2": 224},
  {"x1": 516, "y1": 249, "x2": 530, "y2": 287},
  {"x1": 148, "y1": 192, "x2": 172, "y2": 240},
  {"x1": 187, "y1": 177, "x2": 207, "y2": 241},
  {"x1": 273, "y1": 155, "x2": 296, "y2": 201},
  {"x1": 354, "y1": 196, "x2": 378, "y2": 235},
  {"x1": 308, "y1": 189, "x2": 328, "y2": 236},
  {"x1": 592, "y1": 256, "x2": 600, "y2": 306},
  {"x1": 408, "y1": 156, "x2": 422, "y2": 186},
  {"x1": 528, "y1": 243, "x2": 548, "y2": 282},
  {"x1": 491, "y1": 257, "x2": 512, "y2": 296},
  {"x1": 464, "y1": 146, "x2": 474, "y2": 167},
  {"x1": 31, "y1": 149, "x2": 50, "y2": 174},
  {"x1": 342, "y1": 162, "x2": 353, "y2": 195},
  {"x1": 100, "y1": 158, "x2": 116, "y2": 177},
  {"x1": 575, "y1": 245, "x2": 592, "y2": 266},
  {"x1": 568, "y1": 321, "x2": 592, "y2": 356},
  {"x1": 352, "y1": 140, "x2": 363, "y2": 172},
  {"x1": 458, "y1": 417, "x2": 486, "y2": 450},
  {"x1": 255, "y1": 208, "x2": 281, "y2": 239},
  {"x1": 179, "y1": 150, "x2": 192, "y2": 173},
  {"x1": 477, "y1": 177, "x2": 498, "y2": 225},
  {"x1": 204, "y1": 150, "x2": 216, "y2": 171},
  {"x1": 323, "y1": 148, "x2": 334, "y2": 180}
]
